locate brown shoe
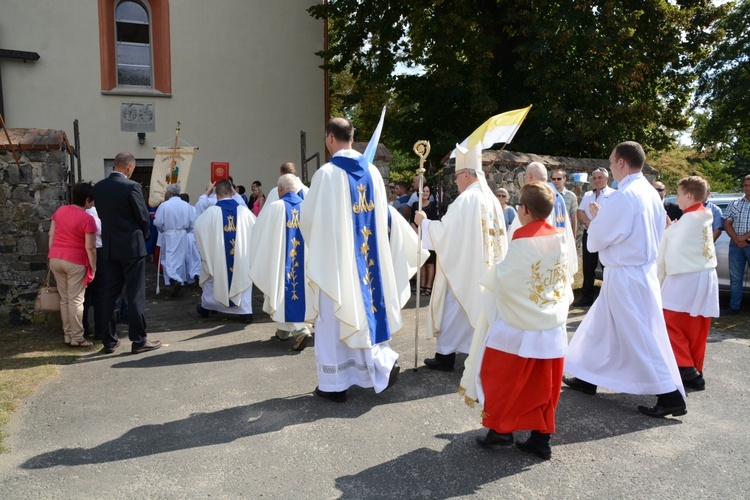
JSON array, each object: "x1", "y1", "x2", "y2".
[
  {"x1": 132, "y1": 339, "x2": 162, "y2": 354},
  {"x1": 103, "y1": 340, "x2": 121, "y2": 354}
]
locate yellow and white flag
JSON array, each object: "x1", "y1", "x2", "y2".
[
  {"x1": 149, "y1": 147, "x2": 195, "y2": 207},
  {"x1": 449, "y1": 105, "x2": 532, "y2": 158}
]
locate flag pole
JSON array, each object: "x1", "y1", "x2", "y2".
[{"x1": 412, "y1": 140, "x2": 430, "y2": 371}]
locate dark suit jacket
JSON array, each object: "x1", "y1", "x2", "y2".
[{"x1": 94, "y1": 172, "x2": 151, "y2": 260}]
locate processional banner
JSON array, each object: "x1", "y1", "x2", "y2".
[{"x1": 149, "y1": 146, "x2": 195, "y2": 207}]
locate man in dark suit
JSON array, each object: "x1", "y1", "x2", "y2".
[{"x1": 94, "y1": 152, "x2": 161, "y2": 354}]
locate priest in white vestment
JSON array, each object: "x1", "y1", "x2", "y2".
[
  {"x1": 264, "y1": 162, "x2": 309, "y2": 205},
  {"x1": 154, "y1": 184, "x2": 195, "y2": 298},
  {"x1": 564, "y1": 141, "x2": 686, "y2": 418},
  {"x1": 460, "y1": 182, "x2": 573, "y2": 459},
  {"x1": 507, "y1": 162, "x2": 578, "y2": 276},
  {"x1": 300, "y1": 118, "x2": 424, "y2": 403},
  {"x1": 249, "y1": 174, "x2": 315, "y2": 351},
  {"x1": 194, "y1": 179, "x2": 256, "y2": 323},
  {"x1": 658, "y1": 176, "x2": 719, "y2": 391},
  {"x1": 414, "y1": 143, "x2": 508, "y2": 372}
]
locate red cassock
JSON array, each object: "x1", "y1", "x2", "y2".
[
  {"x1": 480, "y1": 347, "x2": 564, "y2": 434},
  {"x1": 663, "y1": 309, "x2": 711, "y2": 371}
]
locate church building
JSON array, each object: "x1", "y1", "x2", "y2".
[{"x1": 0, "y1": 0, "x2": 325, "y2": 199}]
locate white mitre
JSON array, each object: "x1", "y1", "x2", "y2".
[{"x1": 455, "y1": 143, "x2": 483, "y2": 172}]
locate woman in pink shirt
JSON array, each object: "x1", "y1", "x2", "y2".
[
  {"x1": 48, "y1": 183, "x2": 98, "y2": 347},
  {"x1": 250, "y1": 180, "x2": 265, "y2": 216}
]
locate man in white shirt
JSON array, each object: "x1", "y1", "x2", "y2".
[
  {"x1": 574, "y1": 167, "x2": 615, "y2": 307},
  {"x1": 564, "y1": 141, "x2": 686, "y2": 418}
]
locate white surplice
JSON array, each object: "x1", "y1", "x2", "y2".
[
  {"x1": 420, "y1": 180, "x2": 507, "y2": 355},
  {"x1": 301, "y1": 149, "x2": 424, "y2": 393},
  {"x1": 507, "y1": 185, "x2": 578, "y2": 276},
  {"x1": 658, "y1": 207, "x2": 719, "y2": 318},
  {"x1": 248, "y1": 198, "x2": 315, "y2": 325},
  {"x1": 565, "y1": 172, "x2": 685, "y2": 396},
  {"x1": 194, "y1": 202, "x2": 256, "y2": 313},
  {"x1": 154, "y1": 196, "x2": 195, "y2": 285},
  {"x1": 460, "y1": 226, "x2": 572, "y2": 408}
]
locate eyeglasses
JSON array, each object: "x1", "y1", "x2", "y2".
[
  {"x1": 655, "y1": 188, "x2": 665, "y2": 192},
  {"x1": 388, "y1": 184, "x2": 395, "y2": 188},
  {"x1": 551, "y1": 177, "x2": 564, "y2": 181},
  {"x1": 496, "y1": 194, "x2": 507, "y2": 197}
]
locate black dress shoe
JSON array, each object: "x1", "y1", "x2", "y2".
[
  {"x1": 721, "y1": 307, "x2": 740, "y2": 316},
  {"x1": 314, "y1": 387, "x2": 347, "y2": 403},
  {"x1": 572, "y1": 297, "x2": 594, "y2": 308},
  {"x1": 103, "y1": 340, "x2": 121, "y2": 354},
  {"x1": 384, "y1": 363, "x2": 400, "y2": 391},
  {"x1": 684, "y1": 375, "x2": 705, "y2": 391},
  {"x1": 562, "y1": 376, "x2": 597, "y2": 395},
  {"x1": 240, "y1": 314, "x2": 254, "y2": 324},
  {"x1": 196, "y1": 304, "x2": 210, "y2": 318},
  {"x1": 424, "y1": 352, "x2": 455, "y2": 372},
  {"x1": 476, "y1": 429, "x2": 514, "y2": 448},
  {"x1": 132, "y1": 339, "x2": 162, "y2": 354},
  {"x1": 170, "y1": 281, "x2": 182, "y2": 298},
  {"x1": 516, "y1": 438, "x2": 552, "y2": 460},
  {"x1": 637, "y1": 404, "x2": 687, "y2": 418}
]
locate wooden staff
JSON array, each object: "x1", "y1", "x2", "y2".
[
  {"x1": 0, "y1": 112, "x2": 23, "y2": 177},
  {"x1": 412, "y1": 140, "x2": 430, "y2": 371},
  {"x1": 167, "y1": 121, "x2": 181, "y2": 185}
]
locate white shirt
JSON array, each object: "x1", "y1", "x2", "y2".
[{"x1": 580, "y1": 186, "x2": 615, "y2": 221}]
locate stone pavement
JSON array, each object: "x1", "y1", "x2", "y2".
[{"x1": 0, "y1": 280, "x2": 749, "y2": 499}]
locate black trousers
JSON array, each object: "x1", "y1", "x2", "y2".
[
  {"x1": 101, "y1": 255, "x2": 148, "y2": 347},
  {"x1": 581, "y1": 230, "x2": 601, "y2": 299}
]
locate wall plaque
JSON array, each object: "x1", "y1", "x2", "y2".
[{"x1": 120, "y1": 102, "x2": 155, "y2": 132}]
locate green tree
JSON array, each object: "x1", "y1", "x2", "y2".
[
  {"x1": 693, "y1": 0, "x2": 750, "y2": 181},
  {"x1": 310, "y1": 0, "x2": 727, "y2": 159}
]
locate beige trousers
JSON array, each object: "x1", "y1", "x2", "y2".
[{"x1": 49, "y1": 258, "x2": 87, "y2": 344}]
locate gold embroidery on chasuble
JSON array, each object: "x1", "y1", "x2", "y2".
[
  {"x1": 353, "y1": 184, "x2": 375, "y2": 214},
  {"x1": 288, "y1": 238, "x2": 301, "y2": 300},
  {"x1": 286, "y1": 209, "x2": 300, "y2": 229},
  {"x1": 229, "y1": 238, "x2": 236, "y2": 256},
  {"x1": 481, "y1": 205, "x2": 504, "y2": 268},
  {"x1": 359, "y1": 226, "x2": 377, "y2": 313},
  {"x1": 528, "y1": 259, "x2": 567, "y2": 308},
  {"x1": 555, "y1": 201, "x2": 566, "y2": 225},
  {"x1": 702, "y1": 225, "x2": 715, "y2": 261},
  {"x1": 224, "y1": 215, "x2": 236, "y2": 232}
]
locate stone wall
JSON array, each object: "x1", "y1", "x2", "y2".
[{"x1": 1, "y1": 129, "x2": 69, "y2": 325}]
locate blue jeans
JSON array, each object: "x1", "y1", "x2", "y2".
[{"x1": 728, "y1": 242, "x2": 750, "y2": 310}]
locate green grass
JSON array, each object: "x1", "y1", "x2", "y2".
[{"x1": 0, "y1": 323, "x2": 96, "y2": 453}]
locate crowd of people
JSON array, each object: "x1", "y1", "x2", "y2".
[{"x1": 45, "y1": 119, "x2": 750, "y2": 461}]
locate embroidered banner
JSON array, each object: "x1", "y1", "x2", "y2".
[
  {"x1": 282, "y1": 191, "x2": 306, "y2": 322},
  {"x1": 330, "y1": 155, "x2": 390, "y2": 344},
  {"x1": 149, "y1": 147, "x2": 195, "y2": 207}
]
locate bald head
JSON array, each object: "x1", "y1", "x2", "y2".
[
  {"x1": 525, "y1": 162, "x2": 548, "y2": 184},
  {"x1": 278, "y1": 174, "x2": 298, "y2": 196},
  {"x1": 653, "y1": 181, "x2": 666, "y2": 200}
]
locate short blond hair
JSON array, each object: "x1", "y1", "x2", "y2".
[
  {"x1": 678, "y1": 176, "x2": 708, "y2": 202},
  {"x1": 519, "y1": 182, "x2": 555, "y2": 220}
]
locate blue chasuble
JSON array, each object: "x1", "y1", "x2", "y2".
[
  {"x1": 547, "y1": 182, "x2": 567, "y2": 228},
  {"x1": 281, "y1": 192, "x2": 306, "y2": 322},
  {"x1": 216, "y1": 198, "x2": 239, "y2": 307},
  {"x1": 330, "y1": 155, "x2": 390, "y2": 344}
]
